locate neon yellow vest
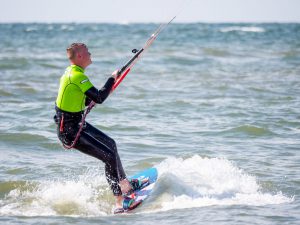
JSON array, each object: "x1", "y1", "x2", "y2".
[{"x1": 56, "y1": 65, "x2": 93, "y2": 112}]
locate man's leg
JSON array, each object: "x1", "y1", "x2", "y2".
[
  {"x1": 82, "y1": 122, "x2": 126, "y2": 180},
  {"x1": 74, "y1": 125, "x2": 124, "y2": 196}
]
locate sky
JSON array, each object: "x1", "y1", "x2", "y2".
[{"x1": 1, "y1": 0, "x2": 300, "y2": 23}]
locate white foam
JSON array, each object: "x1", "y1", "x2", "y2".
[
  {"x1": 154, "y1": 155, "x2": 293, "y2": 212},
  {"x1": 60, "y1": 25, "x2": 74, "y2": 31},
  {"x1": 0, "y1": 170, "x2": 113, "y2": 217},
  {"x1": 220, "y1": 26, "x2": 265, "y2": 33},
  {"x1": 0, "y1": 156, "x2": 293, "y2": 216},
  {"x1": 25, "y1": 27, "x2": 38, "y2": 32}
]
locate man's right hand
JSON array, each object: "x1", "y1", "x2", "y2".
[{"x1": 111, "y1": 70, "x2": 120, "y2": 80}]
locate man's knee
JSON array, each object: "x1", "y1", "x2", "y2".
[
  {"x1": 110, "y1": 138, "x2": 117, "y2": 150},
  {"x1": 105, "y1": 149, "x2": 118, "y2": 166}
]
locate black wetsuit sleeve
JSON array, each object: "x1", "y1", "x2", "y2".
[
  {"x1": 85, "y1": 77, "x2": 115, "y2": 104},
  {"x1": 85, "y1": 96, "x2": 92, "y2": 106}
]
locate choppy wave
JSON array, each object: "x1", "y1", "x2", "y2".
[
  {"x1": 220, "y1": 26, "x2": 265, "y2": 33},
  {"x1": 60, "y1": 25, "x2": 75, "y2": 31},
  {"x1": 0, "y1": 132, "x2": 50, "y2": 144},
  {"x1": 0, "y1": 156, "x2": 292, "y2": 217},
  {"x1": 0, "y1": 23, "x2": 299, "y2": 223},
  {"x1": 25, "y1": 27, "x2": 38, "y2": 32},
  {"x1": 220, "y1": 125, "x2": 274, "y2": 137}
]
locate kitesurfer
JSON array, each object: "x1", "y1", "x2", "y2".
[{"x1": 54, "y1": 43, "x2": 146, "y2": 212}]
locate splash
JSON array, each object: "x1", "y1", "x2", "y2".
[
  {"x1": 0, "y1": 156, "x2": 293, "y2": 216},
  {"x1": 149, "y1": 155, "x2": 293, "y2": 212},
  {"x1": 0, "y1": 171, "x2": 113, "y2": 217}
]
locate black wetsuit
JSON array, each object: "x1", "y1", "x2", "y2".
[{"x1": 54, "y1": 77, "x2": 126, "y2": 196}]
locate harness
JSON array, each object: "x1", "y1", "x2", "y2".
[{"x1": 56, "y1": 103, "x2": 94, "y2": 149}]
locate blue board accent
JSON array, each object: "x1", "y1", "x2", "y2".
[
  {"x1": 124, "y1": 167, "x2": 158, "y2": 210},
  {"x1": 131, "y1": 167, "x2": 158, "y2": 184}
]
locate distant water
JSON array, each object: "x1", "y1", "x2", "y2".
[{"x1": 0, "y1": 23, "x2": 299, "y2": 225}]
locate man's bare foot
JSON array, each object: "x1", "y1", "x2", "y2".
[
  {"x1": 115, "y1": 195, "x2": 124, "y2": 208},
  {"x1": 119, "y1": 177, "x2": 150, "y2": 196},
  {"x1": 114, "y1": 195, "x2": 142, "y2": 214}
]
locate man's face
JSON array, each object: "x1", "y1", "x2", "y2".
[{"x1": 78, "y1": 46, "x2": 92, "y2": 67}]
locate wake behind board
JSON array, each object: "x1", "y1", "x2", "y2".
[{"x1": 116, "y1": 167, "x2": 158, "y2": 214}]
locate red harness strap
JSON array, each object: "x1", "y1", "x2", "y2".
[
  {"x1": 59, "y1": 114, "x2": 64, "y2": 132},
  {"x1": 62, "y1": 102, "x2": 95, "y2": 149}
]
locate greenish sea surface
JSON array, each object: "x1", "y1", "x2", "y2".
[{"x1": 0, "y1": 23, "x2": 299, "y2": 224}]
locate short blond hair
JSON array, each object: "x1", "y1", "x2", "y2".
[{"x1": 66, "y1": 43, "x2": 87, "y2": 59}]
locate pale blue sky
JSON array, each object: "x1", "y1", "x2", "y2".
[{"x1": 1, "y1": 0, "x2": 300, "y2": 23}]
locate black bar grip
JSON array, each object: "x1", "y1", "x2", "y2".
[{"x1": 118, "y1": 48, "x2": 144, "y2": 75}]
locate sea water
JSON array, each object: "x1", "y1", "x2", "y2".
[{"x1": 0, "y1": 23, "x2": 299, "y2": 224}]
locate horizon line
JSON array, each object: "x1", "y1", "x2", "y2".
[{"x1": 1, "y1": 20, "x2": 300, "y2": 24}]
